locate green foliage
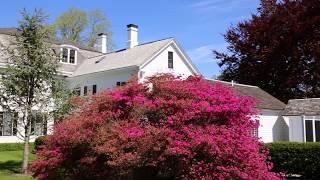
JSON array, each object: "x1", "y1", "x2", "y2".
[
  {"x1": 267, "y1": 142, "x2": 320, "y2": 179},
  {"x1": 53, "y1": 8, "x2": 114, "y2": 49},
  {"x1": 0, "y1": 8, "x2": 68, "y2": 172},
  {"x1": 0, "y1": 143, "x2": 34, "y2": 152},
  {"x1": 34, "y1": 136, "x2": 47, "y2": 152},
  {"x1": 0, "y1": 9, "x2": 60, "y2": 112},
  {"x1": 55, "y1": 7, "x2": 88, "y2": 42},
  {"x1": 87, "y1": 9, "x2": 114, "y2": 49},
  {"x1": 51, "y1": 80, "x2": 74, "y2": 122}
]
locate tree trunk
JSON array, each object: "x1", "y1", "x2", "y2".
[
  {"x1": 22, "y1": 108, "x2": 30, "y2": 174},
  {"x1": 22, "y1": 135, "x2": 30, "y2": 174}
]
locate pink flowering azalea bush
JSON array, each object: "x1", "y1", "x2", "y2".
[{"x1": 30, "y1": 74, "x2": 281, "y2": 179}]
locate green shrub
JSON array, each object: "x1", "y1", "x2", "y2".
[
  {"x1": 267, "y1": 142, "x2": 320, "y2": 179},
  {"x1": 0, "y1": 142, "x2": 34, "y2": 151},
  {"x1": 34, "y1": 136, "x2": 48, "y2": 151}
]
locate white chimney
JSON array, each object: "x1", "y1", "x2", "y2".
[
  {"x1": 98, "y1": 33, "x2": 108, "y2": 53},
  {"x1": 127, "y1": 24, "x2": 138, "y2": 48}
]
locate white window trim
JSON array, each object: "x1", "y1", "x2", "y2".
[
  {"x1": 303, "y1": 115, "x2": 320, "y2": 142},
  {"x1": 60, "y1": 47, "x2": 77, "y2": 65}
]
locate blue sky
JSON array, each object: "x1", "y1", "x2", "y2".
[{"x1": 0, "y1": 0, "x2": 260, "y2": 78}]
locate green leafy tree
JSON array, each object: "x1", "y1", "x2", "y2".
[
  {"x1": 54, "y1": 8, "x2": 114, "y2": 49},
  {"x1": 214, "y1": 0, "x2": 320, "y2": 102},
  {"x1": 87, "y1": 9, "x2": 114, "y2": 49},
  {"x1": 0, "y1": 9, "x2": 66, "y2": 173},
  {"x1": 55, "y1": 7, "x2": 88, "y2": 42}
]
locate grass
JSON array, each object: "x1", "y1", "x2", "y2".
[{"x1": 0, "y1": 150, "x2": 35, "y2": 180}]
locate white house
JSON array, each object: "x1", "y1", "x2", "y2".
[
  {"x1": 0, "y1": 24, "x2": 290, "y2": 143},
  {"x1": 283, "y1": 98, "x2": 320, "y2": 142},
  {"x1": 0, "y1": 24, "x2": 200, "y2": 143},
  {"x1": 67, "y1": 24, "x2": 200, "y2": 95},
  {"x1": 207, "y1": 80, "x2": 288, "y2": 143}
]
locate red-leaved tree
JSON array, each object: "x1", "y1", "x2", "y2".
[{"x1": 30, "y1": 74, "x2": 281, "y2": 179}]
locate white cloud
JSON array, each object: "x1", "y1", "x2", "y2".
[
  {"x1": 187, "y1": 43, "x2": 227, "y2": 64},
  {"x1": 190, "y1": 0, "x2": 252, "y2": 13}
]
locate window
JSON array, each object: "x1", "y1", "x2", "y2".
[
  {"x1": 304, "y1": 116, "x2": 320, "y2": 142},
  {"x1": 73, "y1": 87, "x2": 81, "y2": 96},
  {"x1": 62, "y1": 48, "x2": 68, "y2": 63},
  {"x1": 92, "y1": 85, "x2": 97, "y2": 95},
  {"x1": 252, "y1": 128, "x2": 258, "y2": 138},
  {"x1": 305, "y1": 120, "x2": 313, "y2": 142},
  {"x1": 116, "y1": 82, "x2": 126, "y2": 86},
  {"x1": 0, "y1": 112, "x2": 18, "y2": 136},
  {"x1": 69, "y1": 49, "x2": 76, "y2": 64},
  {"x1": 60, "y1": 48, "x2": 77, "y2": 64},
  {"x1": 83, "y1": 86, "x2": 88, "y2": 96},
  {"x1": 31, "y1": 113, "x2": 47, "y2": 136},
  {"x1": 168, "y1": 51, "x2": 173, "y2": 69}
]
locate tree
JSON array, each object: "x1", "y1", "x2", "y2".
[
  {"x1": 214, "y1": 0, "x2": 320, "y2": 102},
  {"x1": 55, "y1": 8, "x2": 87, "y2": 42},
  {"x1": 30, "y1": 74, "x2": 281, "y2": 179},
  {"x1": 87, "y1": 9, "x2": 114, "y2": 49},
  {"x1": 54, "y1": 8, "x2": 114, "y2": 49},
  {"x1": 0, "y1": 9, "x2": 63, "y2": 173}
]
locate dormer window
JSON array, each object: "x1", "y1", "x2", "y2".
[
  {"x1": 62, "y1": 48, "x2": 68, "y2": 63},
  {"x1": 60, "y1": 47, "x2": 77, "y2": 64},
  {"x1": 69, "y1": 49, "x2": 76, "y2": 64}
]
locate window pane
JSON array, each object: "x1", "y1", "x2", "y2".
[
  {"x1": 84, "y1": 86, "x2": 88, "y2": 96},
  {"x1": 121, "y1": 82, "x2": 126, "y2": 86},
  {"x1": 69, "y1": 49, "x2": 75, "y2": 64},
  {"x1": 315, "y1": 121, "x2": 320, "y2": 142},
  {"x1": 3, "y1": 113, "x2": 12, "y2": 136},
  {"x1": 12, "y1": 113, "x2": 18, "y2": 136},
  {"x1": 0, "y1": 112, "x2": 3, "y2": 136},
  {"x1": 252, "y1": 128, "x2": 258, "y2": 138},
  {"x1": 168, "y1": 51, "x2": 173, "y2": 69},
  {"x1": 62, "y1": 48, "x2": 68, "y2": 62},
  {"x1": 31, "y1": 113, "x2": 45, "y2": 136},
  {"x1": 306, "y1": 120, "x2": 314, "y2": 142},
  {"x1": 116, "y1": 82, "x2": 121, "y2": 86},
  {"x1": 92, "y1": 85, "x2": 97, "y2": 95},
  {"x1": 43, "y1": 115, "x2": 47, "y2": 135}
]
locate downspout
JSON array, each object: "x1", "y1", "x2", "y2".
[{"x1": 303, "y1": 115, "x2": 306, "y2": 142}]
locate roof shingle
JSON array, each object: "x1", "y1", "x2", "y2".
[
  {"x1": 0, "y1": 28, "x2": 100, "y2": 52},
  {"x1": 283, "y1": 98, "x2": 320, "y2": 116},
  {"x1": 208, "y1": 79, "x2": 286, "y2": 110},
  {"x1": 72, "y1": 38, "x2": 174, "y2": 76}
]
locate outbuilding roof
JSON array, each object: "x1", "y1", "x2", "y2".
[
  {"x1": 208, "y1": 79, "x2": 286, "y2": 110},
  {"x1": 283, "y1": 98, "x2": 320, "y2": 116}
]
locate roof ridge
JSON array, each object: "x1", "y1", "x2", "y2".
[
  {"x1": 289, "y1": 98, "x2": 320, "y2": 101},
  {"x1": 137, "y1": 37, "x2": 174, "y2": 46},
  {"x1": 206, "y1": 79, "x2": 259, "y2": 88},
  {"x1": 101, "y1": 37, "x2": 174, "y2": 55},
  {"x1": 0, "y1": 27, "x2": 101, "y2": 53}
]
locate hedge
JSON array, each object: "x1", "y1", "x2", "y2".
[
  {"x1": 0, "y1": 142, "x2": 34, "y2": 152},
  {"x1": 34, "y1": 136, "x2": 48, "y2": 151},
  {"x1": 266, "y1": 142, "x2": 320, "y2": 179}
]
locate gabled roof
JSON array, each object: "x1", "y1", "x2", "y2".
[
  {"x1": 208, "y1": 79, "x2": 286, "y2": 110},
  {"x1": 72, "y1": 37, "x2": 175, "y2": 76},
  {"x1": 0, "y1": 28, "x2": 101, "y2": 52},
  {"x1": 283, "y1": 98, "x2": 320, "y2": 116}
]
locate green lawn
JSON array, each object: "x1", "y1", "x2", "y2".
[{"x1": 0, "y1": 150, "x2": 35, "y2": 180}]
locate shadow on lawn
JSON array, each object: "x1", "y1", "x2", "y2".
[{"x1": 0, "y1": 160, "x2": 21, "y2": 173}]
